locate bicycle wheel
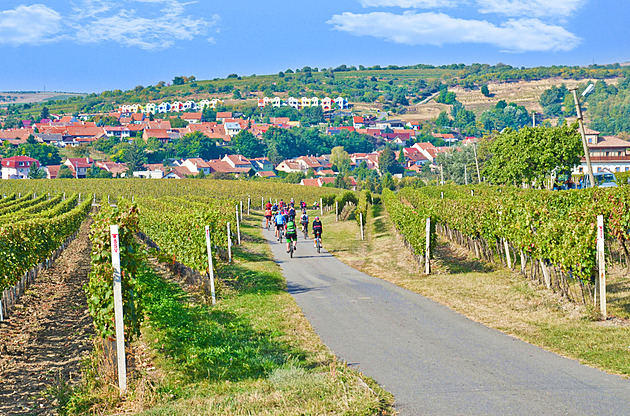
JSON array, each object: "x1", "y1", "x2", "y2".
[
  {"x1": 317, "y1": 239, "x2": 320, "y2": 253},
  {"x1": 289, "y1": 243, "x2": 293, "y2": 258}
]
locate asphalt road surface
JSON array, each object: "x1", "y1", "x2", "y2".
[{"x1": 264, "y1": 226, "x2": 630, "y2": 415}]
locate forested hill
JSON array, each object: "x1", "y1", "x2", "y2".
[{"x1": 2, "y1": 62, "x2": 630, "y2": 135}]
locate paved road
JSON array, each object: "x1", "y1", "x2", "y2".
[{"x1": 264, "y1": 226, "x2": 630, "y2": 415}]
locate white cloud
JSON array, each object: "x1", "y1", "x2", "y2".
[
  {"x1": 73, "y1": 7, "x2": 220, "y2": 50},
  {"x1": 359, "y1": 0, "x2": 458, "y2": 7},
  {"x1": 0, "y1": 1, "x2": 220, "y2": 50},
  {"x1": 0, "y1": 4, "x2": 62, "y2": 45},
  {"x1": 328, "y1": 11, "x2": 580, "y2": 52},
  {"x1": 476, "y1": 0, "x2": 585, "y2": 18}
]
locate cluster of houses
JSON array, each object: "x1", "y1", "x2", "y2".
[
  {"x1": 257, "y1": 96, "x2": 348, "y2": 110},
  {"x1": 0, "y1": 112, "x2": 301, "y2": 148},
  {"x1": 119, "y1": 98, "x2": 224, "y2": 114},
  {"x1": 113, "y1": 95, "x2": 349, "y2": 115},
  {"x1": 0, "y1": 138, "x2": 451, "y2": 181}
]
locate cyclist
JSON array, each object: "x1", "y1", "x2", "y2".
[
  {"x1": 274, "y1": 210, "x2": 286, "y2": 240},
  {"x1": 287, "y1": 205, "x2": 296, "y2": 221},
  {"x1": 265, "y1": 201, "x2": 272, "y2": 210},
  {"x1": 300, "y1": 210, "x2": 309, "y2": 237},
  {"x1": 285, "y1": 216, "x2": 298, "y2": 252},
  {"x1": 312, "y1": 216, "x2": 322, "y2": 248},
  {"x1": 264, "y1": 206, "x2": 273, "y2": 228},
  {"x1": 271, "y1": 203, "x2": 278, "y2": 215},
  {"x1": 290, "y1": 198, "x2": 295, "y2": 208}
]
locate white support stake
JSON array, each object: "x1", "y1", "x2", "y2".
[
  {"x1": 503, "y1": 238, "x2": 512, "y2": 269},
  {"x1": 261, "y1": 197, "x2": 264, "y2": 210},
  {"x1": 109, "y1": 225, "x2": 127, "y2": 395},
  {"x1": 425, "y1": 218, "x2": 431, "y2": 275},
  {"x1": 227, "y1": 222, "x2": 232, "y2": 262},
  {"x1": 236, "y1": 207, "x2": 241, "y2": 245},
  {"x1": 205, "y1": 226, "x2": 217, "y2": 306},
  {"x1": 360, "y1": 212, "x2": 364, "y2": 240},
  {"x1": 247, "y1": 198, "x2": 250, "y2": 215},
  {"x1": 240, "y1": 201, "x2": 243, "y2": 221},
  {"x1": 597, "y1": 215, "x2": 606, "y2": 318},
  {"x1": 0, "y1": 299, "x2": 3, "y2": 322},
  {"x1": 336, "y1": 201, "x2": 338, "y2": 222},
  {"x1": 320, "y1": 198, "x2": 323, "y2": 216}
]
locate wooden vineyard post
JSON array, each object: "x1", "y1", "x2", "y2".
[
  {"x1": 425, "y1": 218, "x2": 431, "y2": 275},
  {"x1": 227, "y1": 222, "x2": 232, "y2": 262},
  {"x1": 597, "y1": 215, "x2": 606, "y2": 318},
  {"x1": 109, "y1": 225, "x2": 127, "y2": 395},
  {"x1": 360, "y1": 212, "x2": 364, "y2": 240},
  {"x1": 235, "y1": 207, "x2": 241, "y2": 245},
  {"x1": 336, "y1": 201, "x2": 338, "y2": 221},
  {"x1": 205, "y1": 226, "x2": 217, "y2": 306}
]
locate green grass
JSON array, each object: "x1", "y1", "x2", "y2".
[{"x1": 62, "y1": 212, "x2": 394, "y2": 415}]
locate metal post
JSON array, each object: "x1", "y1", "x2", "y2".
[
  {"x1": 227, "y1": 222, "x2": 232, "y2": 262},
  {"x1": 236, "y1": 207, "x2": 241, "y2": 245},
  {"x1": 571, "y1": 88, "x2": 596, "y2": 188},
  {"x1": 597, "y1": 215, "x2": 606, "y2": 318},
  {"x1": 425, "y1": 218, "x2": 431, "y2": 275}
]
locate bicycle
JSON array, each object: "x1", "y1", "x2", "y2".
[
  {"x1": 314, "y1": 234, "x2": 321, "y2": 253},
  {"x1": 288, "y1": 240, "x2": 294, "y2": 258},
  {"x1": 301, "y1": 223, "x2": 308, "y2": 240}
]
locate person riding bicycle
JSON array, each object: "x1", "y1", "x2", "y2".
[
  {"x1": 290, "y1": 198, "x2": 295, "y2": 208},
  {"x1": 300, "y1": 210, "x2": 309, "y2": 236},
  {"x1": 264, "y1": 206, "x2": 273, "y2": 228},
  {"x1": 274, "y1": 210, "x2": 286, "y2": 240},
  {"x1": 271, "y1": 203, "x2": 278, "y2": 215},
  {"x1": 287, "y1": 205, "x2": 296, "y2": 221},
  {"x1": 265, "y1": 201, "x2": 272, "y2": 210},
  {"x1": 312, "y1": 216, "x2": 322, "y2": 248},
  {"x1": 285, "y1": 217, "x2": 298, "y2": 252}
]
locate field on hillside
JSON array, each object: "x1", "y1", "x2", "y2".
[{"x1": 0, "y1": 91, "x2": 85, "y2": 106}]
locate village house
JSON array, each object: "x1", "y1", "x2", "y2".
[{"x1": 1, "y1": 156, "x2": 40, "y2": 179}]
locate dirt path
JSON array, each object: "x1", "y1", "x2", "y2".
[{"x1": 0, "y1": 219, "x2": 94, "y2": 415}]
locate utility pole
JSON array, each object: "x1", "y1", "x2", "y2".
[{"x1": 571, "y1": 86, "x2": 595, "y2": 188}]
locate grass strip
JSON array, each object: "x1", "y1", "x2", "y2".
[{"x1": 62, "y1": 212, "x2": 394, "y2": 415}]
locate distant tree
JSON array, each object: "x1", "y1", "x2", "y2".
[
  {"x1": 28, "y1": 163, "x2": 46, "y2": 179},
  {"x1": 172, "y1": 76, "x2": 185, "y2": 85},
  {"x1": 330, "y1": 146, "x2": 351, "y2": 173},
  {"x1": 232, "y1": 130, "x2": 267, "y2": 158},
  {"x1": 57, "y1": 164, "x2": 74, "y2": 178},
  {"x1": 378, "y1": 147, "x2": 403, "y2": 175},
  {"x1": 170, "y1": 117, "x2": 188, "y2": 128},
  {"x1": 481, "y1": 84, "x2": 490, "y2": 97},
  {"x1": 39, "y1": 106, "x2": 50, "y2": 120},
  {"x1": 123, "y1": 140, "x2": 147, "y2": 172},
  {"x1": 482, "y1": 123, "x2": 582, "y2": 186}
]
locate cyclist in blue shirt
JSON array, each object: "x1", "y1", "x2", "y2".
[{"x1": 274, "y1": 211, "x2": 286, "y2": 240}]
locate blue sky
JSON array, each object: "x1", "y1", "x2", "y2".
[{"x1": 0, "y1": 0, "x2": 627, "y2": 93}]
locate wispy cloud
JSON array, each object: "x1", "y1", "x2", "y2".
[
  {"x1": 476, "y1": 0, "x2": 585, "y2": 18},
  {"x1": 328, "y1": 11, "x2": 580, "y2": 52},
  {"x1": 359, "y1": 0, "x2": 458, "y2": 7},
  {"x1": 0, "y1": 4, "x2": 62, "y2": 45},
  {"x1": 330, "y1": 0, "x2": 584, "y2": 52},
  {"x1": 0, "y1": 1, "x2": 220, "y2": 50}
]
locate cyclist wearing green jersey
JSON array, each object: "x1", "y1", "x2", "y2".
[{"x1": 285, "y1": 217, "x2": 298, "y2": 252}]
